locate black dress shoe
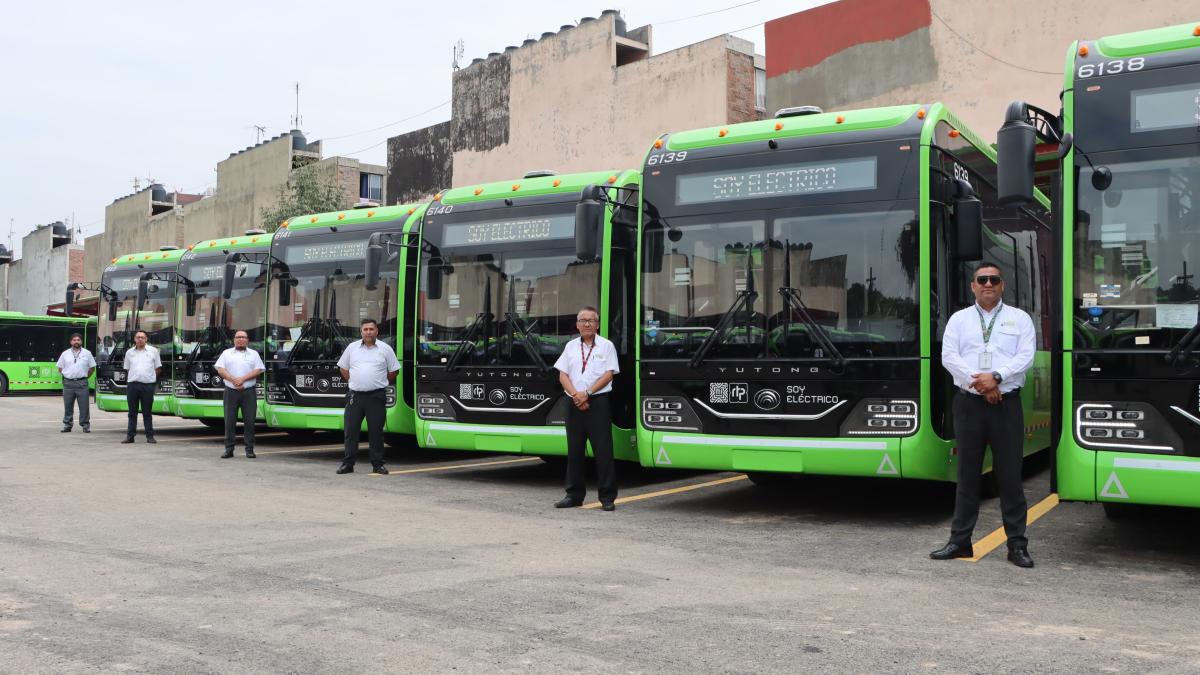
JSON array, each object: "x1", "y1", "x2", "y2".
[
  {"x1": 336, "y1": 463, "x2": 354, "y2": 474},
  {"x1": 146, "y1": 437, "x2": 157, "y2": 444},
  {"x1": 1007, "y1": 547, "x2": 1034, "y2": 568},
  {"x1": 601, "y1": 502, "x2": 616, "y2": 512},
  {"x1": 371, "y1": 465, "x2": 388, "y2": 475},
  {"x1": 61, "y1": 427, "x2": 71, "y2": 433},
  {"x1": 245, "y1": 450, "x2": 256, "y2": 459},
  {"x1": 121, "y1": 437, "x2": 135, "y2": 444},
  {"x1": 221, "y1": 449, "x2": 234, "y2": 459},
  {"x1": 554, "y1": 497, "x2": 583, "y2": 508},
  {"x1": 82, "y1": 427, "x2": 90, "y2": 433},
  {"x1": 929, "y1": 542, "x2": 974, "y2": 560}
]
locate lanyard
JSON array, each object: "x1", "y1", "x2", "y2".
[
  {"x1": 975, "y1": 302, "x2": 1002, "y2": 350},
  {"x1": 580, "y1": 339, "x2": 595, "y2": 374}
]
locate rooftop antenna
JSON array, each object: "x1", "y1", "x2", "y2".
[
  {"x1": 452, "y1": 39, "x2": 465, "y2": 70},
  {"x1": 252, "y1": 125, "x2": 268, "y2": 143},
  {"x1": 290, "y1": 82, "x2": 302, "y2": 129}
]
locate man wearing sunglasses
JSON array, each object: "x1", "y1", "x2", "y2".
[
  {"x1": 552, "y1": 306, "x2": 619, "y2": 511},
  {"x1": 931, "y1": 262, "x2": 1037, "y2": 568}
]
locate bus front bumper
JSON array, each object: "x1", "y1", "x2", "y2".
[{"x1": 641, "y1": 430, "x2": 906, "y2": 477}]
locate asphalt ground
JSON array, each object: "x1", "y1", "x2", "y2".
[{"x1": 2, "y1": 395, "x2": 1199, "y2": 674}]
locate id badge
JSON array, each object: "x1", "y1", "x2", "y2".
[{"x1": 978, "y1": 351, "x2": 993, "y2": 369}]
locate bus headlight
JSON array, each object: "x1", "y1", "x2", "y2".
[
  {"x1": 641, "y1": 396, "x2": 701, "y2": 431},
  {"x1": 1075, "y1": 402, "x2": 1177, "y2": 453},
  {"x1": 418, "y1": 393, "x2": 455, "y2": 420},
  {"x1": 840, "y1": 399, "x2": 918, "y2": 436}
]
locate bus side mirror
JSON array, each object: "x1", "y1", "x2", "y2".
[
  {"x1": 365, "y1": 233, "x2": 385, "y2": 291},
  {"x1": 185, "y1": 286, "x2": 198, "y2": 317},
  {"x1": 575, "y1": 185, "x2": 605, "y2": 260},
  {"x1": 222, "y1": 257, "x2": 238, "y2": 300},
  {"x1": 65, "y1": 284, "x2": 77, "y2": 316},
  {"x1": 953, "y1": 180, "x2": 983, "y2": 261},
  {"x1": 426, "y1": 262, "x2": 444, "y2": 301},
  {"x1": 136, "y1": 279, "x2": 149, "y2": 309},
  {"x1": 277, "y1": 276, "x2": 292, "y2": 306},
  {"x1": 642, "y1": 225, "x2": 665, "y2": 274},
  {"x1": 108, "y1": 300, "x2": 118, "y2": 322},
  {"x1": 997, "y1": 102, "x2": 1038, "y2": 207}
]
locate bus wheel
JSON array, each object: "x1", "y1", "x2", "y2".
[
  {"x1": 385, "y1": 433, "x2": 413, "y2": 450},
  {"x1": 199, "y1": 418, "x2": 224, "y2": 430},
  {"x1": 0, "y1": 372, "x2": 8, "y2": 395}
]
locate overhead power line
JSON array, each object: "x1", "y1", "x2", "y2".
[
  {"x1": 322, "y1": 100, "x2": 451, "y2": 142},
  {"x1": 654, "y1": 0, "x2": 762, "y2": 26},
  {"x1": 930, "y1": 10, "x2": 1059, "y2": 75}
]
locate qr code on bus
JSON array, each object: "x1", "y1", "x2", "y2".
[
  {"x1": 709, "y1": 382, "x2": 729, "y2": 403},
  {"x1": 459, "y1": 383, "x2": 474, "y2": 400}
]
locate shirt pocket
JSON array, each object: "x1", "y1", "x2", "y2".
[{"x1": 993, "y1": 325, "x2": 1021, "y2": 353}]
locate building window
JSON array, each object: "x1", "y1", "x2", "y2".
[
  {"x1": 754, "y1": 67, "x2": 766, "y2": 111},
  {"x1": 360, "y1": 173, "x2": 382, "y2": 202}
]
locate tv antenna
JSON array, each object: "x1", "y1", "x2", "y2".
[
  {"x1": 252, "y1": 125, "x2": 268, "y2": 143},
  {"x1": 131, "y1": 175, "x2": 156, "y2": 191},
  {"x1": 452, "y1": 39, "x2": 465, "y2": 70},
  {"x1": 290, "y1": 82, "x2": 303, "y2": 129}
]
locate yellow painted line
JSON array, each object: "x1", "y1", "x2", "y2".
[
  {"x1": 253, "y1": 445, "x2": 345, "y2": 456},
  {"x1": 581, "y1": 474, "x2": 749, "y2": 509},
  {"x1": 961, "y1": 493, "x2": 1060, "y2": 562},
  {"x1": 368, "y1": 456, "x2": 541, "y2": 476}
]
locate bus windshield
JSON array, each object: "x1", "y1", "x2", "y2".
[
  {"x1": 419, "y1": 209, "x2": 597, "y2": 368},
  {"x1": 641, "y1": 203, "x2": 920, "y2": 360},
  {"x1": 97, "y1": 268, "x2": 175, "y2": 364},
  {"x1": 1073, "y1": 150, "x2": 1200, "y2": 349},
  {"x1": 268, "y1": 231, "x2": 399, "y2": 363},
  {"x1": 177, "y1": 256, "x2": 269, "y2": 358}
]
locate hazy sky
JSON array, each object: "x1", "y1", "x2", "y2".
[{"x1": 0, "y1": 0, "x2": 829, "y2": 258}]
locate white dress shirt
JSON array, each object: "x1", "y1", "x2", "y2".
[
  {"x1": 554, "y1": 335, "x2": 619, "y2": 395},
  {"x1": 214, "y1": 347, "x2": 265, "y2": 390},
  {"x1": 942, "y1": 301, "x2": 1036, "y2": 395},
  {"x1": 123, "y1": 345, "x2": 162, "y2": 384},
  {"x1": 336, "y1": 339, "x2": 400, "y2": 391},
  {"x1": 57, "y1": 347, "x2": 96, "y2": 380}
]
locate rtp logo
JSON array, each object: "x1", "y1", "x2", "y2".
[{"x1": 729, "y1": 382, "x2": 749, "y2": 404}]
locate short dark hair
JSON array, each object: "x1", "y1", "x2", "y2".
[
  {"x1": 69, "y1": 332, "x2": 83, "y2": 340},
  {"x1": 360, "y1": 318, "x2": 379, "y2": 329},
  {"x1": 577, "y1": 306, "x2": 599, "y2": 317},
  {"x1": 134, "y1": 330, "x2": 148, "y2": 339},
  {"x1": 233, "y1": 330, "x2": 249, "y2": 339},
  {"x1": 973, "y1": 262, "x2": 1002, "y2": 277}
]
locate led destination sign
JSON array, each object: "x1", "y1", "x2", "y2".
[
  {"x1": 107, "y1": 275, "x2": 142, "y2": 293},
  {"x1": 675, "y1": 156, "x2": 877, "y2": 205},
  {"x1": 282, "y1": 240, "x2": 368, "y2": 265},
  {"x1": 1132, "y1": 82, "x2": 1200, "y2": 133},
  {"x1": 442, "y1": 214, "x2": 575, "y2": 247}
]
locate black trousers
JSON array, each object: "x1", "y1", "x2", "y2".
[
  {"x1": 223, "y1": 386, "x2": 258, "y2": 451},
  {"x1": 950, "y1": 391, "x2": 1029, "y2": 549},
  {"x1": 564, "y1": 393, "x2": 617, "y2": 503},
  {"x1": 343, "y1": 388, "x2": 386, "y2": 467},
  {"x1": 126, "y1": 381, "x2": 156, "y2": 439}
]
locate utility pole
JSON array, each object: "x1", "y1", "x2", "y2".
[{"x1": 290, "y1": 82, "x2": 302, "y2": 129}]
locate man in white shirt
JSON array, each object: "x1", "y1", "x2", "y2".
[
  {"x1": 552, "y1": 306, "x2": 620, "y2": 511},
  {"x1": 122, "y1": 330, "x2": 162, "y2": 444},
  {"x1": 335, "y1": 318, "x2": 400, "y2": 475},
  {"x1": 215, "y1": 330, "x2": 265, "y2": 459},
  {"x1": 931, "y1": 263, "x2": 1037, "y2": 568},
  {"x1": 56, "y1": 332, "x2": 96, "y2": 433}
]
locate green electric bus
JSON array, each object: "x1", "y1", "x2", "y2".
[
  {"x1": 410, "y1": 170, "x2": 639, "y2": 458},
  {"x1": 89, "y1": 247, "x2": 186, "y2": 414},
  {"x1": 0, "y1": 311, "x2": 95, "y2": 394},
  {"x1": 259, "y1": 203, "x2": 425, "y2": 437},
  {"x1": 998, "y1": 21, "x2": 1200, "y2": 512},
  {"x1": 636, "y1": 104, "x2": 1053, "y2": 483},
  {"x1": 171, "y1": 231, "x2": 274, "y2": 426}
]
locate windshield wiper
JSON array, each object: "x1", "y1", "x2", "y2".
[
  {"x1": 1165, "y1": 318, "x2": 1200, "y2": 368},
  {"x1": 778, "y1": 240, "x2": 846, "y2": 369},
  {"x1": 184, "y1": 303, "x2": 232, "y2": 370},
  {"x1": 446, "y1": 276, "x2": 493, "y2": 372},
  {"x1": 503, "y1": 277, "x2": 550, "y2": 374},
  {"x1": 690, "y1": 253, "x2": 758, "y2": 368}
]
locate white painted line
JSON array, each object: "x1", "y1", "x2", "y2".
[
  {"x1": 1112, "y1": 457, "x2": 1200, "y2": 473},
  {"x1": 660, "y1": 435, "x2": 887, "y2": 450},
  {"x1": 427, "y1": 423, "x2": 565, "y2": 436}
]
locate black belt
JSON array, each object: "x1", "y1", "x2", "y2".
[
  {"x1": 959, "y1": 387, "x2": 1021, "y2": 399},
  {"x1": 350, "y1": 388, "x2": 386, "y2": 394},
  {"x1": 64, "y1": 377, "x2": 88, "y2": 381}
]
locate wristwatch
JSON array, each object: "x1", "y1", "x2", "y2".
[{"x1": 991, "y1": 371, "x2": 1003, "y2": 384}]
